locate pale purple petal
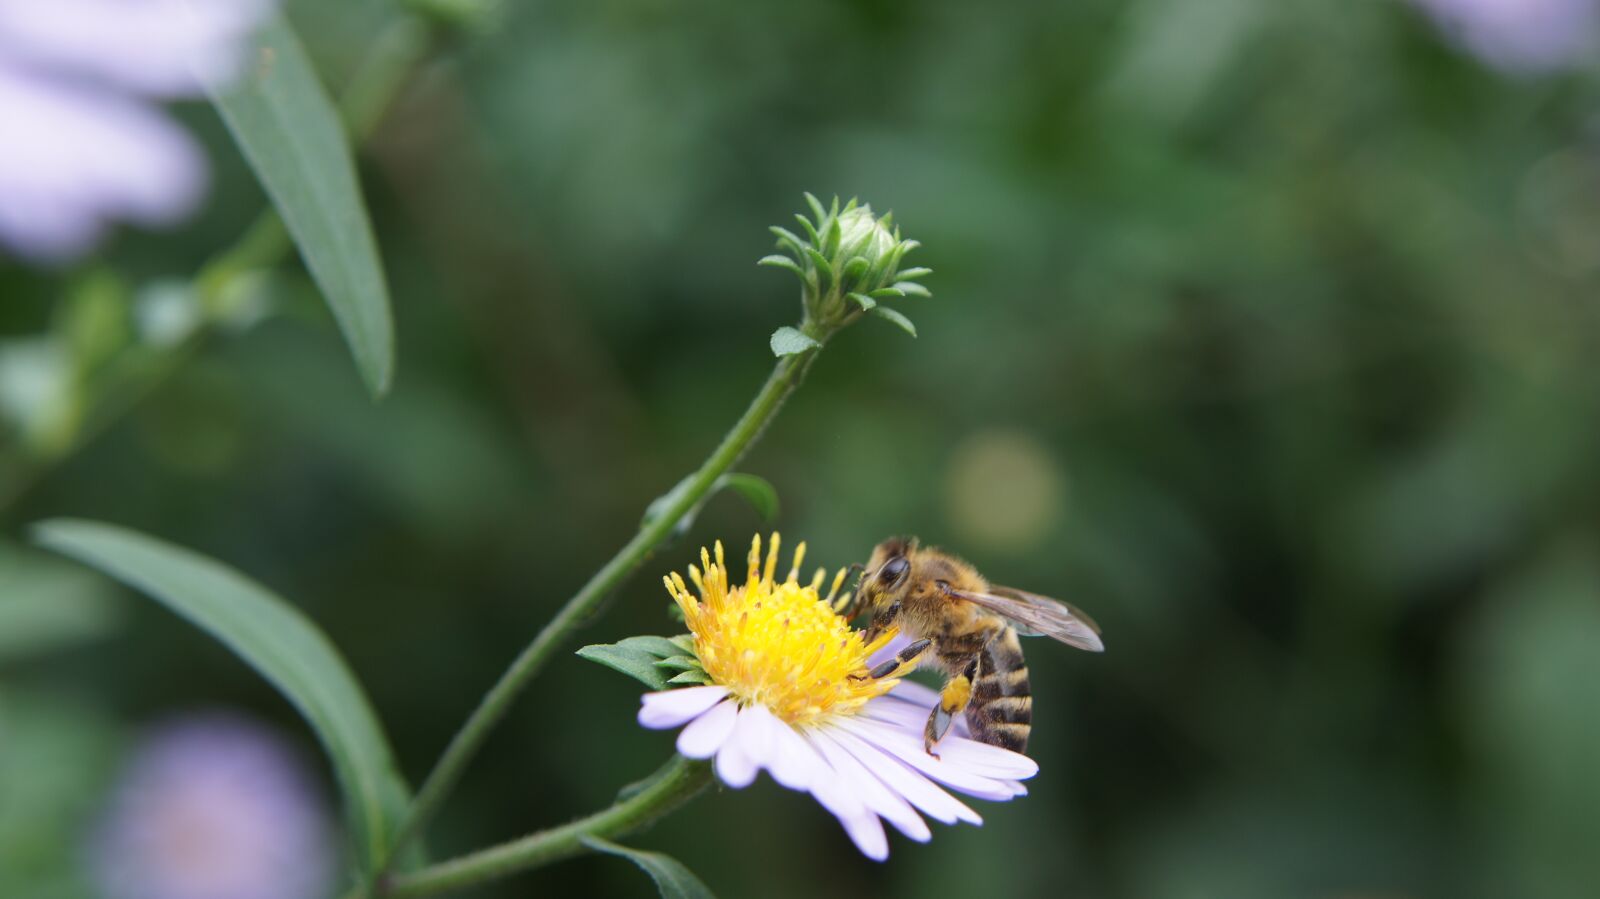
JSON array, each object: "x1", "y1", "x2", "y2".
[
  {"x1": 89, "y1": 710, "x2": 333, "y2": 899},
  {"x1": 676, "y1": 698, "x2": 737, "y2": 759},
  {"x1": 917, "y1": 733, "x2": 1039, "y2": 781},
  {"x1": 763, "y1": 713, "x2": 827, "y2": 791},
  {"x1": 637, "y1": 685, "x2": 729, "y2": 729},
  {"x1": 1411, "y1": 0, "x2": 1599, "y2": 73},
  {"x1": 828, "y1": 727, "x2": 982, "y2": 826},
  {"x1": 732, "y1": 700, "x2": 781, "y2": 775},
  {"x1": 802, "y1": 759, "x2": 890, "y2": 862},
  {"x1": 879, "y1": 683, "x2": 973, "y2": 738},
  {"x1": 808, "y1": 729, "x2": 931, "y2": 842},
  {"x1": 0, "y1": 64, "x2": 204, "y2": 261},
  {"x1": 834, "y1": 718, "x2": 1020, "y2": 801},
  {"x1": 0, "y1": 0, "x2": 272, "y2": 96},
  {"x1": 715, "y1": 710, "x2": 760, "y2": 788}
]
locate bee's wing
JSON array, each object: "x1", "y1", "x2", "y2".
[{"x1": 946, "y1": 585, "x2": 1105, "y2": 652}]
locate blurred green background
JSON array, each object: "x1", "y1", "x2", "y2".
[{"x1": 5, "y1": 0, "x2": 1600, "y2": 896}]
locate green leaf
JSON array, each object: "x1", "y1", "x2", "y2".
[
  {"x1": 718, "y1": 473, "x2": 779, "y2": 521},
  {"x1": 581, "y1": 836, "x2": 718, "y2": 899},
  {"x1": 793, "y1": 213, "x2": 820, "y2": 246},
  {"x1": 896, "y1": 266, "x2": 932, "y2": 280},
  {"x1": 667, "y1": 669, "x2": 714, "y2": 685},
  {"x1": 30, "y1": 519, "x2": 411, "y2": 873},
  {"x1": 208, "y1": 15, "x2": 395, "y2": 396},
  {"x1": 847, "y1": 292, "x2": 878, "y2": 311},
  {"x1": 870, "y1": 306, "x2": 918, "y2": 337},
  {"x1": 667, "y1": 633, "x2": 696, "y2": 654},
  {"x1": 893, "y1": 281, "x2": 931, "y2": 298},
  {"x1": 577, "y1": 635, "x2": 684, "y2": 690},
  {"x1": 653, "y1": 655, "x2": 703, "y2": 672},
  {"x1": 770, "y1": 326, "x2": 820, "y2": 357}
]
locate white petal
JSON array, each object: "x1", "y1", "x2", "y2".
[
  {"x1": 0, "y1": 0, "x2": 273, "y2": 97},
  {"x1": 829, "y1": 727, "x2": 982, "y2": 826},
  {"x1": 804, "y1": 764, "x2": 891, "y2": 861},
  {"x1": 733, "y1": 702, "x2": 781, "y2": 776},
  {"x1": 676, "y1": 698, "x2": 738, "y2": 759},
  {"x1": 1002, "y1": 780, "x2": 1028, "y2": 797},
  {"x1": 637, "y1": 685, "x2": 729, "y2": 729},
  {"x1": 715, "y1": 712, "x2": 759, "y2": 788},
  {"x1": 921, "y1": 734, "x2": 1039, "y2": 781},
  {"x1": 877, "y1": 685, "x2": 972, "y2": 738},
  {"x1": 834, "y1": 806, "x2": 889, "y2": 861},
  {"x1": 0, "y1": 64, "x2": 204, "y2": 261},
  {"x1": 764, "y1": 716, "x2": 826, "y2": 791},
  {"x1": 809, "y1": 729, "x2": 930, "y2": 842},
  {"x1": 835, "y1": 718, "x2": 1019, "y2": 802}
]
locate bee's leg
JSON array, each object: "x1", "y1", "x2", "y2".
[
  {"x1": 831, "y1": 564, "x2": 866, "y2": 617},
  {"x1": 864, "y1": 638, "x2": 930, "y2": 680},
  {"x1": 924, "y1": 659, "x2": 977, "y2": 757},
  {"x1": 857, "y1": 602, "x2": 901, "y2": 648}
]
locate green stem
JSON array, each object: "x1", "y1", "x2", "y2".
[
  {"x1": 381, "y1": 755, "x2": 713, "y2": 898},
  {"x1": 384, "y1": 339, "x2": 822, "y2": 867}
]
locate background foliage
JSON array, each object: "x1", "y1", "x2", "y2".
[{"x1": 4, "y1": 0, "x2": 1600, "y2": 896}]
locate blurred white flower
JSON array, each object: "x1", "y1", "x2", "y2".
[
  {"x1": 1411, "y1": 0, "x2": 1599, "y2": 74},
  {"x1": 0, "y1": 0, "x2": 270, "y2": 262},
  {"x1": 90, "y1": 711, "x2": 335, "y2": 899}
]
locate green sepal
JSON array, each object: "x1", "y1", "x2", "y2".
[
  {"x1": 653, "y1": 655, "x2": 703, "y2": 672},
  {"x1": 576, "y1": 635, "x2": 686, "y2": 691},
  {"x1": 757, "y1": 255, "x2": 804, "y2": 278},
  {"x1": 870, "y1": 305, "x2": 918, "y2": 337},
  {"x1": 667, "y1": 634, "x2": 697, "y2": 654},
  {"x1": 895, "y1": 266, "x2": 932, "y2": 280},
  {"x1": 893, "y1": 281, "x2": 931, "y2": 298},
  {"x1": 667, "y1": 669, "x2": 714, "y2": 685},
  {"x1": 847, "y1": 292, "x2": 877, "y2": 311}
]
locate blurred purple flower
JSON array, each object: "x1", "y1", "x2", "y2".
[
  {"x1": 0, "y1": 0, "x2": 270, "y2": 263},
  {"x1": 1411, "y1": 0, "x2": 1600, "y2": 74},
  {"x1": 90, "y1": 711, "x2": 335, "y2": 899}
]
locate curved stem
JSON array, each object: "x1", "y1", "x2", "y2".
[
  {"x1": 381, "y1": 755, "x2": 713, "y2": 898},
  {"x1": 384, "y1": 340, "x2": 822, "y2": 867}
]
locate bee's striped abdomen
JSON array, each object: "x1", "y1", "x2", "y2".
[{"x1": 968, "y1": 627, "x2": 1032, "y2": 753}]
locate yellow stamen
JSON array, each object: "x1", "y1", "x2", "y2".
[{"x1": 661, "y1": 532, "x2": 898, "y2": 726}]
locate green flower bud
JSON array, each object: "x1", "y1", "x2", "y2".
[{"x1": 759, "y1": 194, "x2": 931, "y2": 355}]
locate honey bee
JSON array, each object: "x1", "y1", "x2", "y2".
[{"x1": 841, "y1": 537, "x2": 1103, "y2": 756}]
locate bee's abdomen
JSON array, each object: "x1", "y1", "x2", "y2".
[{"x1": 968, "y1": 628, "x2": 1032, "y2": 753}]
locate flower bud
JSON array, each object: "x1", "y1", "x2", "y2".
[{"x1": 758, "y1": 194, "x2": 931, "y2": 355}]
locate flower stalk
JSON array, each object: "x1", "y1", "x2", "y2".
[
  {"x1": 381, "y1": 755, "x2": 713, "y2": 898},
  {"x1": 383, "y1": 339, "x2": 823, "y2": 867}
]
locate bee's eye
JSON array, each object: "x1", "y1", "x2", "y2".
[{"x1": 879, "y1": 557, "x2": 910, "y2": 587}]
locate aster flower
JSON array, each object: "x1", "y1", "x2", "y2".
[
  {"x1": 0, "y1": 0, "x2": 271, "y2": 262},
  {"x1": 88, "y1": 710, "x2": 335, "y2": 899},
  {"x1": 618, "y1": 533, "x2": 1038, "y2": 860},
  {"x1": 1410, "y1": 0, "x2": 1598, "y2": 74}
]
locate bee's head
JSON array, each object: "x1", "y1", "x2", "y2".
[{"x1": 858, "y1": 537, "x2": 916, "y2": 616}]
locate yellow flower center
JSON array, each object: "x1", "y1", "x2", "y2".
[{"x1": 663, "y1": 533, "x2": 898, "y2": 726}]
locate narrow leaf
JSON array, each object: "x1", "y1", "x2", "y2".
[
  {"x1": 871, "y1": 306, "x2": 918, "y2": 337},
  {"x1": 207, "y1": 15, "x2": 395, "y2": 395},
  {"x1": 31, "y1": 520, "x2": 410, "y2": 872},
  {"x1": 770, "y1": 326, "x2": 820, "y2": 358},
  {"x1": 582, "y1": 837, "x2": 718, "y2": 899},
  {"x1": 717, "y1": 473, "x2": 779, "y2": 521}
]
